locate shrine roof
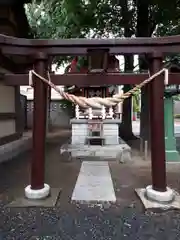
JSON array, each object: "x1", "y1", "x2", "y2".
[{"x1": 0, "y1": 0, "x2": 33, "y2": 72}]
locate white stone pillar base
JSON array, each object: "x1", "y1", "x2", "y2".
[
  {"x1": 25, "y1": 183, "x2": 50, "y2": 200},
  {"x1": 145, "y1": 185, "x2": 174, "y2": 203}
]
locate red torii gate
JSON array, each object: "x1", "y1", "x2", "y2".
[{"x1": 1, "y1": 34, "x2": 180, "y2": 203}]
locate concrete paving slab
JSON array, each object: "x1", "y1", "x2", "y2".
[
  {"x1": 0, "y1": 135, "x2": 32, "y2": 163},
  {"x1": 135, "y1": 188, "x2": 180, "y2": 210},
  {"x1": 7, "y1": 188, "x2": 61, "y2": 207},
  {"x1": 71, "y1": 161, "x2": 116, "y2": 203}
]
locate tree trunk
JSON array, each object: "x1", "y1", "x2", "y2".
[
  {"x1": 136, "y1": 1, "x2": 152, "y2": 146},
  {"x1": 139, "y1": 57, "x2": 151, "y2": 145},
  {"x1": 118, "y1": 1, "x2": 137, "y2": 142},
  {"x1": 119, "y1": 55, "x2": 137, "y2": 141},
  {"x1": 119, "y1": 85, "x2": 137, "y2": 141}
]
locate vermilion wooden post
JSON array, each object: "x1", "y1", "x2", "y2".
[
  {"x1": 31, "y1": 52, "x2": 48, "y2": 190},
  {"x1": 47, "y1": 85, "x2": 51, "y2": 131},
  {"x1": 149, "y1": 53, "x2": 167, "y2": 192}
]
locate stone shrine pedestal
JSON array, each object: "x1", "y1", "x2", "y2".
[
  {"x1": 71, "y1": 118, "x2": 121, "y2": 145},
  {"x1": 60, "y1": 118, "x2": 131, "y2": 162}
]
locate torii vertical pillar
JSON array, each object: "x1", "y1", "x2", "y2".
[
  {"x1": 25, "y1": 52, "x2": 50, "y2": 199},
  {"x1": 46, "y1": 86, "x2": 51, "y2": 133},
  {"x1": 145, "y1": 53, "x2": 174, "y2": 203}
]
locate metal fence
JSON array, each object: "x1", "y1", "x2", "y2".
[{"x1": 26, "y1": 100, "x2": 74, "y2": 129}]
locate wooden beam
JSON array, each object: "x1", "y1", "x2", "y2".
[
  {"x1": 2, "y1": 45, "x2": 180, "y2": 56},
  {"x1": 1, "y1": 34, "x2": 180, "y2": 55},
  {"x1": 0, "y1": 53, "x2": 22, "y2": 73},
  {"x1": 3, "y1": 73, "x2": 180, "y2": 86},
  {"x1": 15, "y1": 86, "x2": 23, "y2": 133},
  {"x1": 1, "y1": 34, "x2": 180, "y2": 46},
  {"x1": 0, "y1": 112, "x2": 16, "y2": 120},
  {"x1": 0, "y1": 52, "x2": 32, "y2": 73},
  {"x1": 0, "y1": 132, "x2": 22, "y2": 146}
]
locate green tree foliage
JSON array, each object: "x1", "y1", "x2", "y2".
[
  {"x1": 26, "y1": 0, "x2": 131, "y2": 39},
  {"x1": 133, "y1": 90, "x2": 140, "y2": 112},
  {"x1": 26, "y1": 1, "x2": 180, "y2": 38},
  {"x1": 25, "y1": 0, "x2": 180, "y2": 67}
]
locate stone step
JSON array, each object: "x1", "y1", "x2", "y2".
[
  {"x1": 60, "y1": 143, "x2": 131, "y2": 163},
  {"x1": 86, "y1": 136, "x2": 104, "y2": 139}
]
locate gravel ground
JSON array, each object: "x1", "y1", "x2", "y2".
[
  {"x1": 0, "y1": 203, "x2": 180, "y2": 239},
  {"x1": 0, "y1": 134, "x2": 180, "y2": 239}
]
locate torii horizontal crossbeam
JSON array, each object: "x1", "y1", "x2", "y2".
[
  {"x1": 3, "y1": 72, "x2": 180, "y2": 86},
  {"x1": 1, "y1": 34, "x2": 180, "y2": 55}
]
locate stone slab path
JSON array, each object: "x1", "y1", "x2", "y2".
[{"x1": 71, "y1": 161, "x2": 116, "y2": 203}]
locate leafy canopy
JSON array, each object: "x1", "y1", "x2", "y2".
[{"x1": 25, "y1": 0, "x2": 180, "y2": 67}]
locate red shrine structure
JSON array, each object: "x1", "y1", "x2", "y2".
[{"x1": 66, "y1": 53, "x2": 120, "y2": 99}]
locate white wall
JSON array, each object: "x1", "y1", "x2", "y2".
[{"x1": 0, "y1": 83, "x2": 16, "y2": 137}]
